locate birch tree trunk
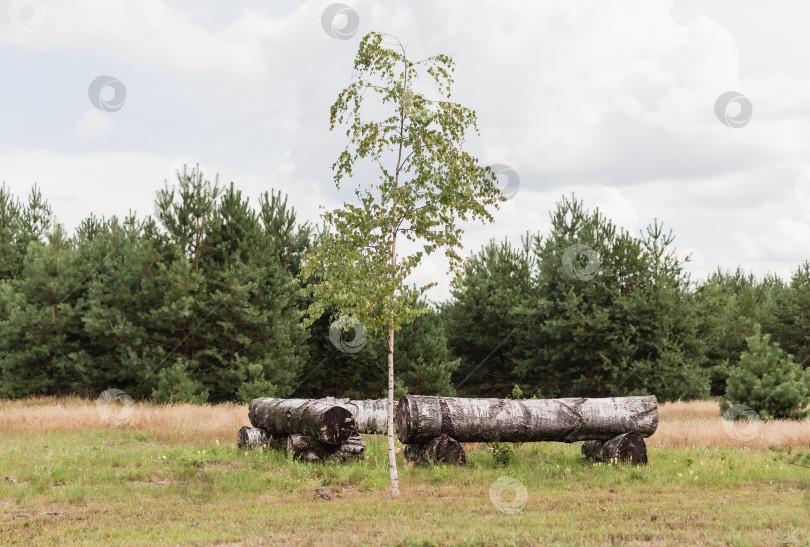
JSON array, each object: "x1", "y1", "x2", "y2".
[
  {"x1": 386, "y1": 327, "x2": 400, "y2": 496},
  {"x1": 396, "y1": 395, "x2": 658, "y2": 444},
  {"x1": 248, "y1": 398, "x2": 356, "y2": 444},
  {"x1": 581, "y1": 432, "x2": 648, "y2": 464}
]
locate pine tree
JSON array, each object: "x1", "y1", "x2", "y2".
[
  {"x1": 298, "y1": 306, "x2": 458, "y2": 400},
  {"x1": 694, "y1": 268, "x2": 772, "y2": 395},
  {"x1": 443, "y1": 237, "x2": 535, "y2": 397},
  {"x1": 723, "y1": 325, "x2": 809, "y2": 420},
  {"x1": 395, "y1": 308, "x2": 460, "y2": 397},
  {"x1": 0, "y1": 224, "x2": 83, "y2": 397},
  {"x1": 73, "y1": 214, "x2": 166, "y2": 397},
  {"x1": 514, "y1": 195, "x2": 708, "y2": 401},
  {"x1": 0, "y1": 184, "x2": 52, "y2": 282},
  {"x1": 758, "y1": 263, "x2": 810, "y2": 370}
]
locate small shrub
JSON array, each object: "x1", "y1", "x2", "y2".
[
  {"x1": 151, "y1": 359, "x2": 209, "y2": 404},
  {"x1": 490, "y1": 442, "x2": 514, "y2": 467}
]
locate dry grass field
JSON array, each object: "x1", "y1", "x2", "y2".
[
  {"x1": 3, "y1": 396, "x2": 808, "y2": 449},
  {"x1": 1, "y1": 397, "x2": 809, "y2": 545}
]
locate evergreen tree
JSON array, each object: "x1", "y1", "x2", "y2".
[
  {"x1": 0, "y1": 224, "x2": 83, "y2": 397},
  {"x1": 395, "y1": 308, "x2": 460, "y2": 397},
  {"x1": 73, "y1": 214, "x2": 167, "y2": 397},
  {"x1": 0, "y1": 184, "x2": 52, "y2": 281},
  {"x1": 443, "y1": 237, "x2": 535, "y2": 397},
  {"x1": 145, "y1": 174, "x2": 309, "y2": 402},
  {"x1": 758, "y1": 263, "x2": 810, "y2": 370},
  {"x1": 514, "y1": 195, "x2": 708, "y2": 401},
  {"x1": 298, "y1": 305, "x2": 458, "y2": 399},
  {"x1": 694, "y1": 268, "x2": 771, "y2": 395},
  {"x1": 723, "y1": 325, "x2": 809, "y2": 420}
]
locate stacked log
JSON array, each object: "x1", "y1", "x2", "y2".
[
  {"x1": 581, "y1": 432, "x2": 648, "y2": 464},
  {"x1": 403, "y1": 434, "x2": 466, "y2": 466},
  {"x1": 240, "y1": 395, "x2": 656, "y2": 467},
  {"x1": 237, "y1": 426, "x2": 281, "y2": 450},
  {"x1": 248, "y1": 398, "x2": 356, "y2": 444},
  {"x1": 240, "y1": 398, "x2": 364, "y2": 463},
  {"x1": 285, "y1": 433, "x2": 365, "y2": 463}
]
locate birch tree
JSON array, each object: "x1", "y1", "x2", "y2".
[{"x1": 300, "y1": 32, "x2": 504, "y2": 496}]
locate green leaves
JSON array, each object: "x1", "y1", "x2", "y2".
[{"x1": 302, "y1": 31, "x2": 503, "y2": 338}]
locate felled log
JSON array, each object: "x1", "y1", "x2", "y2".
[
  {"x1": 237, "y1": 426, "x2": 281, "y2": 450},
  {"x1": 404, "y1": 434, "x2": 466, "y2": 466},
  {"x1": 322, "y1": 397, "x2": 392, "y2": 434},
  {"x1": 396, "y1": 395, "x2": 658, "y2": 444},
  {"x1": 581, "y1": 432, "x2": 648, "y2": 464},
  {"x1": 285, "y1": 433, "x2": 365, "y2": 463},
  {"x1": 248, "y1": 398, "x2": 356, "y2": 444}
]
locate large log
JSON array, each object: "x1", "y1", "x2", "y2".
[
  {"x1": 285, "y1": 433, "x2": 365, "y2": 463},
  {"x1": 248, "y1": 398, "x2": 356, "y2": 444},
  {"x1": 403, "y1": 434, "x2": 466, "y2": 466},
  {"x1": 322, "y1": 397, "x2": 392, "y2": 434},
  {"x1": 396, "y1": 395, "x2": 658, "y2": 444},
  {"x1": 237, "y1": 426, "x2": 281, "y2": 450},
  {"x1": 581, "y1": 432, "x2": 648, "y2": 464}
]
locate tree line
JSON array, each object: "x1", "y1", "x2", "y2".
[{"x1": 1, "y1": 175, "x2": 808, "y2": 410}]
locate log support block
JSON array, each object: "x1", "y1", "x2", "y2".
[
  {"x1": 237, "y1": 426, "x2": 280, "y2": 450},
  {"x1": 285, "y1": 433, "x2": 365, "y2": 463},
  {"x1": 581, "y1": 432, "x2": 648, "y2": 465},
  {"x1": 404, "y1": 434, "x2": 466, "y2": 466}
]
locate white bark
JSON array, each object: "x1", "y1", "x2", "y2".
[
  {"x1": 387, "y1": 328, "x2": 400, "y2": 496},
  {"x1": 321, "y1": 397, "x2": 393, "y2": 434},
  {"x1": 248, "y1": 398, "x2": 356, "y2": 444},
  {"x1": 237, "y1": 426, "x2": 280, "y2": 450},
  {"x1": 396, "y1": 395, "x2": 658, "y2": 444}
]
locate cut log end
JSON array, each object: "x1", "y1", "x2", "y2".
[
  {"x1": 237, "y1": 426, "x2": 279, "y2": 450},
  {"x1": 320, "y1": 406, "x2": 357, "y2": 445},
  {"x1": 581, "y1": 432, "x2": 648, "y2": 465},
  {"x1": 395, "y1": 395, "x2": 413, "y2": 444},
  {"x1": 404, "y1": 434, "x2": 466, "y2": 466}
]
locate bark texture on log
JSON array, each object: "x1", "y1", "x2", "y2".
[
  {"x1": 322, "y1": 397, "x2": 393, "y2": 434},
  {"x1": 396, "y1": 395, "x2": 658, "y2": 444},
  {"x1": 248, "y1": 398, "x2": 356, "y2": 444},
  {"x1": 237, "y1": 426, "x2": 281, "y2": 450},
  {"x1": 284, "y1": 433, "x2": 365, "y2": 463},
  {"x1": 403, "y1": 434, "x2": 466, "y2": 466},
  {"x1": 581, "y1": 432, "x2": 648, "y2": 464}
]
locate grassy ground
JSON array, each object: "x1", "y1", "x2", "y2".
[{"x1": 1, "y1": 398, "x2": 809, "y2": 545}]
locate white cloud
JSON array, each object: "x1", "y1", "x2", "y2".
[
  {"x1": 738, "y1": 219, "x2": 810, "y2": 263},
  {"x1": 72, "y1": 110, "x2": 117, "y2": 141},
  {"x1": 2, "y1": 0, "x2": 810, "y2": 303}
]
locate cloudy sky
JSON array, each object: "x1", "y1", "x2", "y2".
[{"x1": 2, "y1": 0, "x2": 809, "y2": 302}]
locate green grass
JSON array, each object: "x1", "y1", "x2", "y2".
[{"x1": 1, "y1": 431, "x2": 809, "y2": 545}]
